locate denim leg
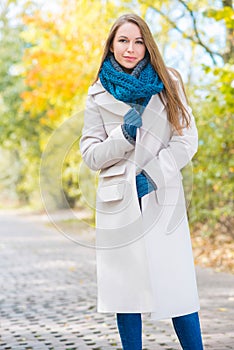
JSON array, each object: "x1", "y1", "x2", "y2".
[
  {"x1": 116, "y1": 313, "x2": 142, "y2": 350},
  {"x1": 172, "y1": 312, "x2": 204, "y2": 350}
]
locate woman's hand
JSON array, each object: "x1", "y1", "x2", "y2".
[{"x1": 122, "y1": 107, "x2": 142, "y2": 140}]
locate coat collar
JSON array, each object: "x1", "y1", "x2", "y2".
[
  {"x1": 88, "y1": 80, "x2": 106, "y2": 95},
  {"x1": 89, "y1": 80, "x2": 131, "y2": 115}
]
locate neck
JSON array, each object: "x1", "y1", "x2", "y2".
[{"x1": 122, "y1": 66, "x2": 134, "y2": 74}]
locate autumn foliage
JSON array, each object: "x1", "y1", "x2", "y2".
[{"x1": 21, "y1": 0, "x2": 124, "y2": 127}]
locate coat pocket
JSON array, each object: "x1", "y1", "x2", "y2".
[
  {"x1": 99, "y1": 163, "x2": 126, "y2": 178},
  {"x1": 98, "y1": 164, "x2": 127, "y2": 202},
  {"x1": 97, "y1": 183, "x2": 126, "y2": 202}
]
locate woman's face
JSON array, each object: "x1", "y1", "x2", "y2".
[{"x1": 111, "y1": 22, "x2": 146, "y2": 71}]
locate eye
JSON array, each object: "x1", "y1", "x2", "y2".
[
  {"x1": 136, "y1": 40, "x2": 144, "y2": 45},
  {"x1": 118, "y1": 39, "x2": 128, "y2": 43}
]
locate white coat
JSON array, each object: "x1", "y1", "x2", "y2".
[{"x1": 80, "y1": 71, "x2": 200, "y2": 321}]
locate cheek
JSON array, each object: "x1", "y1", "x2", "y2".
[
  {"x1": 133, "y1": 44, "x2": 145, "y2": 57},
  {"x1": 113, "y1": 43, "x2": 124, "y2": 55},
  {"x1": 139, "y1": 46, "x2": 146, "y2": 57}
]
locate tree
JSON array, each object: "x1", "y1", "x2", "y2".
[
  {"x1": 0, "y1": 0, "x2": 42, "y2": 203},
  {"x1": 140, "y1": 0, "x2": 233, "y2": 65},
  {"x1": 21, "y1": 0, "x2": 132, "y2": 127}
]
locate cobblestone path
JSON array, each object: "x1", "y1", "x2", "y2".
[{"x1": 0, "y1": 211, "x2": 233, "y2": 350}]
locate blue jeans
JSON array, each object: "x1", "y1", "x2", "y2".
[{"x1": 116, "y1": 312, "x2": 203, "y2": 350}]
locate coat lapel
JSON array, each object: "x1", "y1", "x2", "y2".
[
  {"x1": 89, "y1": 80, "x2": 131, "y2": 116},
  {"x1": 135, "y1": 95, "x2": 168, "y2": 170},
  {"x1": 137, "y1": 93, "x2": 166, "y2": 149},
  {"x1": 142, "y1": 94, "x2": 165, "y2": 129}
]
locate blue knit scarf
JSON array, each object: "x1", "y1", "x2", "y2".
[{"x1": 99, "y1": 53, "x2": 164, "y2": 113}]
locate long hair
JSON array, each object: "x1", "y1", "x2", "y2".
[{"x1": 94, "y1": 13, "x2": 191, "y2": 133}]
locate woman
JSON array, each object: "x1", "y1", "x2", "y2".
[{"x1": 80, "y1": 13, "x2": 203, "y2": 350}]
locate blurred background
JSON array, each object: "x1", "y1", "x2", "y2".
[{"x1": 0, "y1": 0, "x2": 233, "y2": 272}]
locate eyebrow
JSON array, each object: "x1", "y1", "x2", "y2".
[{"x1": 118, "y1": 35, "x2": 144, "y2": 40}]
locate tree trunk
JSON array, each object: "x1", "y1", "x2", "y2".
[{"x1": 222, "y1": 0, "x2": 233, "y2": 63}]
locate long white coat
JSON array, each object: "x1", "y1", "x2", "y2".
[{"x1": 80, "y1": 71, "x2": 200, "y2": 320}]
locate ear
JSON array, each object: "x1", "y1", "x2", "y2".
[{"x1": 110, "y1": 46, "x2": 114, "y2": 53}]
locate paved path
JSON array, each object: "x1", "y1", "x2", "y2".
[{"x1": 0, "y1": 211, "x2": 233, "y2": 350}]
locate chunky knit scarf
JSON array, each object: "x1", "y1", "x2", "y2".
[{"x1": 99, "y1": 53, "x2": 164, "y2": 113}]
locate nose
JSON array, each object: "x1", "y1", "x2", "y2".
[{"x1": 127, "y1": 41, "x2": 134, "y2": 53}]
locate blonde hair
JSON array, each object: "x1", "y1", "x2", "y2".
[{"x1": 94, "y1": 13, "x2": 191, "y2": 133}]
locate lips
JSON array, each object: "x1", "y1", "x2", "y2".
[{"x1": 123, "y1": 56, "x2": 137, "y2": 61}]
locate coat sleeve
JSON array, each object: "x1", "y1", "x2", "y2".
[
  {"x1": 142, "y1": 80, "x2": 198, "y2": 189},
  {"x1": 80, "y1": 94, "x2": 135, "y2": 171}
]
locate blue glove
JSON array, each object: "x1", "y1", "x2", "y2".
[
  {"x1": 123, "y1": 107, "x2": 142, "y2": 140},
  {"x1": 136, "y1": 172, "x2": 156, "y2": 198}
]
